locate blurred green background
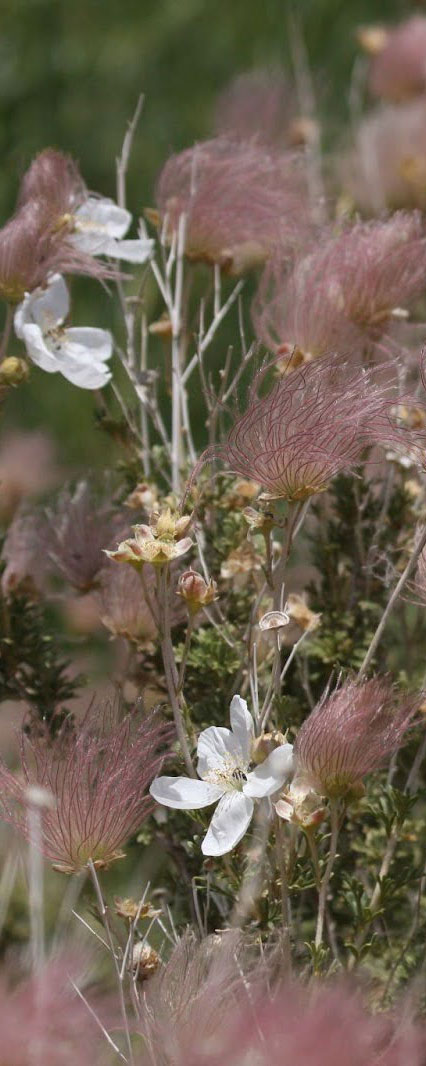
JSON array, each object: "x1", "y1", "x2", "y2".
[{"x1": 0, "y1": 0, "x2": 419, "y2": 470}]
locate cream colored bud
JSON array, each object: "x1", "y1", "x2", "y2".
[
  {"x1": 251, "y1": 730, "x2": 287, "y2": 765},
  {"x1": 287, "y1": 116, "x2": 319, "y2": 147},
  {"x1": 356, "y1": 25, "x2": 388, "y2": 55},
  {"x1": 148, "y1": 315, "x2": 173, "y2": 337},
  {"x1": 125, "y1": 482, "x2": 159, "y2": 512},
  {"x1": 0, "y1": 356, "x2": 30, "y2": 385},
  {"x1": 177, "y1": 569, "x2": 217, "y2": 612},
  {"x1": 132, "y1": 942, "x2": 160, "y2": 981}
]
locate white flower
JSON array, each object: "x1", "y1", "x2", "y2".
[
  {"x1": 14, "y1": 274, "x2": 113, "y2": 390},
  {"x1": 71, "y1": 197, "x2": 154, "y2": 263},
  {"x1": 150, "y1": 695, "x2": 294, "y2": 856}
]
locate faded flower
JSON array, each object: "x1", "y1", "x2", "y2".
[
  {"x1": 0, "y1": 703, "x2": 171, "y2": 873},
  {"x1": 106, "y1": 510, "x2": 193, "y2": 568}
]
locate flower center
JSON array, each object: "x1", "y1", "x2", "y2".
[{"x1": 206, "y1": 755, "x2": 249, "y2": 792}]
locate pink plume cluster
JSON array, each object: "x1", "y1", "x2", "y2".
[
  {"x1": 0, "y1": 702, "x2": 172, "y2": 873},
  {"x1": 366, "y1": 16, "x2": 426, "y2": 103},
  {"x1": 0, "y1": 149, "x2": 114, "y2": 305},
  {"x1": 344, "y1": 98, "x2": 426, "y2": 214},
  {"x1": 190, "y1": 358, "x2": 422, "y2": 503},
  {"x1": 253, "y1": 213, "x2": 426, "y2": 359},
  {"x1": 294, "y1": 677, "x2": 419, "y2": 798},
  {"x1": 0, "y1": 955, "x2": 104, "y2": 1066},
  {"x1": 155, "y1": 136, "x2": 312, "y2": 275},
  {"x1": 182, "y1": 980, "x2": 426, "y2": 1066}
]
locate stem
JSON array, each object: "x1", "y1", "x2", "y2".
[
  {"x1": 88, "y1": 860, "x2": 134, "y2": 1066},
  {"x1": 358, "y1": 525, "x2": 426, "y2": 678},
  {"x1": 177, "y1": 616, "x2": 195, "y2": 692},
  {"x1": 170, "y1": 214, "x2": 186, "y2": 494},
  {"x1": 315, "y1": 801, "x2": 339, "y2": 949},
  {"x1": 158, "y1": 567, "x2": 196, "y2": 777},
  {"x1": 272, "y1": 503, "x2": 299, "y2": 610},
  {"x1": 27, "y1": 801, "x2": 45, "y2": 973},
  {"x1": 275, "y1": 814, "x2": 292, "y2": 972},
  {"x1": 0, "y1": 305, "x2": 13, "y2": 362}
]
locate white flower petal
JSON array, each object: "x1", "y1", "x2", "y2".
[
  {"x1": 201, "y1": 792, "x2": 254, "y2": 856},
  {"x1": 229, "y1": 695, "x2": 254, "y2": 762},
  {"x1": 59, "y1": 361, "x2": 112, "y2": 390},
  {"x1": 244, "y1": 743, "x2": 294, "y2": 799},
  {"x1": 275, "y1": 799, "x2": 293, "y2": 822},
  {"x1": 101, "y1": 238, "x2": 154, "y2": 263},
  {"x1": 19, "y1": 324, "x2": 61, "y2": 373},
  {"x1": 150, "y1": 776, "x2": 224, "y2": 809},
  {"x1": 197, "y1": 726, "x2": 242, "y2": 778},
  {"x1": 74, "y1": 197, "x2": 132, "y2": 244},
  {"x1": 64, "y1": 327, "x2": 113, "y2": 363},
  {"x1": 15, "y1": 274, "x2": 69, "y2": 336}
]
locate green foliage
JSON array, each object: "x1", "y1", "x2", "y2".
[{"x1": 0, "y1": 590, "x2": 83, "y2": 735}]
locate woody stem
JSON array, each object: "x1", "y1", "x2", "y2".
[{"x1": 315, "y1": 801, "x2": 339, "y2": 949}]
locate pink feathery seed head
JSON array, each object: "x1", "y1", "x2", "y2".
[
  {"x1": 155, "y1": 136, "x2": 313, "y2": 275},
  {"x1": 0, "y1": 701, "x2": 173, "y2": 873},
  {"x1": 255, "y1": 213, "x2": 426, "y2": 356},
  {"x1": 294, "y1": 677, "x2": 419, "y2": 799},
  {"x1": 344, "y1": 98, "x2": 426, "y2": 215},
  {"x1": 137, "y1": 930, "x2": 265, "y2": 1066},
  {"x1": 97, "y1": 560, "x2": 158, "y2": 646},
  {"x1": 366, "y1": 16, "x2": 426, "y2": 103},
  {"x1": 181, "y1": 980, "x2": 426, "y2": 1066},
  {"x1": 0, "y1": 953, "x2": 107, "y2": 1066},
  {"x1": 46, "y1": 482, "x2": 124, "y2": 592},
  {"x1": 1, "y1": 507, "x2": 52, "y2": 598},
  {"x1": 0, "y1": 201, "x2": 61, "y2": 304},
  {"x1": 0, "y1": 200, "x2": 115, "y2": 306},
  {"x1": 253, "y1": 248, "x2": 363, "y2": 361},
  {"x1": 17, "y1": 148, "x2": 87, "y2": 218},
  {"x1": 214, "y1": 69, "x2": 294, "y2": 148},
  {"x1": 0, "y1": 430, "x2": 58, "y2": 521},
  {"x1": 187, "y1": 357, "x2": 414, "y2": 504}
]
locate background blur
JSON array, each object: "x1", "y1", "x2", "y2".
[{"x1": 0, "y1": 0, "x2": 419, "y2": 470}]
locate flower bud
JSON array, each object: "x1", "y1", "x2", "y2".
[
  {"x1": 243, "y1": 506, "x2": 276, "y2": 534},
  {"x1": 114, "y1": 897, "x2": 161, "y2": 921},
  {"x1": 251, "y1": 730, "x2": 287, "y2": 765},
  {"x1": 177, "y1": 569, "x2": 218, "y2": 614},
  {"x1": 148, "y1": 314, "x2": 173, "y2": 337},
  {"x1": 0, "y1": 356, "x2": 30, "y2": 385},
  {"x1": 356, "y1": 25, "x2": 388, "y2": 55},
  {"x1": 125, "y1": 482, "x2": 159, "y2": 513},
  {"x1": 132, "y1": 942, "x2": 160, "y2": 981}
]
